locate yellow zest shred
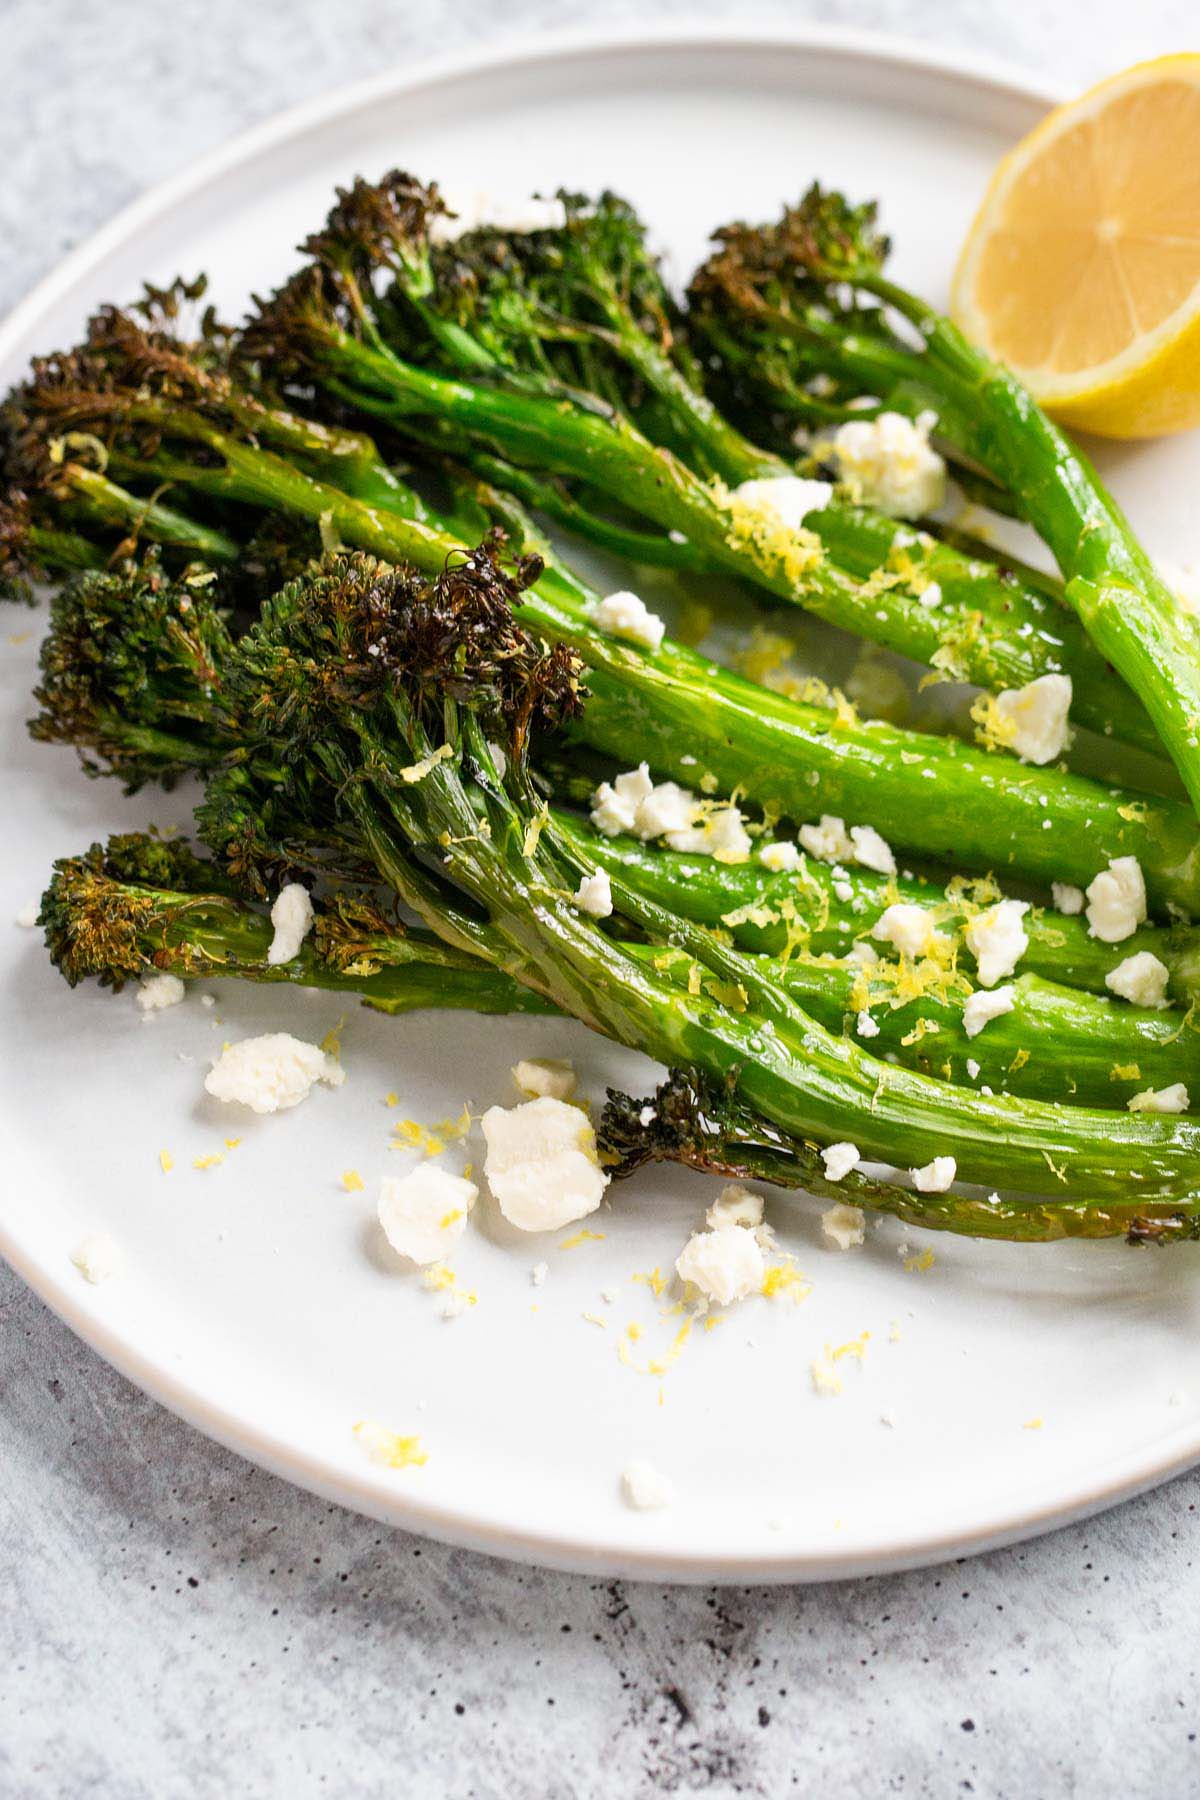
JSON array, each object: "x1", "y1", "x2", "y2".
[
  {"x1": 192, "y1": 1153, "x2": 224, "y2": 1171},
  {"x1": 158, "y1": 1149, "x2": 174, "y2": 1174},
  {"x1": 558, "y1": 1229, "x2": 605, "y2": 1252},
  {"x1": 342, "y1": 1169, "x2": 365, "y2": 1192},
  {"x1": 400, "y1": 741, "x2": 455, "y2": 784},
  {"x1": 352, "y1": 1420, "x2": 428, "y2": 1469},
  {"x1": 903, "y1": 1247, "x2": 936, "y2": 1273}
]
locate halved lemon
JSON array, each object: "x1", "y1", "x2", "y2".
[{"x1": 952, "y1": 55, "x2": 1200, "y2": 438}]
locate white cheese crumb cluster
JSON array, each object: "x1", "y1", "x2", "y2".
[
  {"x1": 962, "y1": 984, "x2": 1015, "y2": 1039},
  {"x1": 797, "y1": 813, "x2": 896, "y2": 875},
  {"x1": 590, "y1": 763, "x2": 751, "y2": 862},
  {"x1": 1086, "y1": 856, "x2": 1147, "y2": 943},
  {"x1": 70, "y1": 1232, "x2": 124, "y2": 1285},
  {"x1": 965, "y1": 900, "x2": 1029, "y2": 988},
  {"x1": 1128, "y1": 1083, "x2": 1190, "y2": 1115},
  {"x1": 991, "y1": 674, "x2": 1073, "y2": 765},
  {"x1": 821, "y1": 1142, "x2": 861, "y2": 1183},
  {"x1": 137, "y1": 972, "x2": 186, "y2": 1011},
  {"x1": 675, "y1": 1222, "x2": 764, "y2": 1305},
  {"x1": 621, "y1": 1460, "x2": 674, "y2": 1511},
  {"x1": 266, "y1": 882, "x2": 315, "y2": 966},
  {"x1": 378, "y1": 1166, "x2": 478, "y2": 1266},
  {"x1": 1105, "y1": 951, "x2": 1170, "y2": 1009},
  {"x1": 821, "y1": 1202, "x2": 866, "y2": 1250},
  {"x1": 590, "y1": 589, "x2": 666, "y2": 652},
  {"x1": 1052, "y1": 881, "x2": 1084, "y2": 916},
  {"x1": 572, "y1": 869, "x2": 613, "y2": 917},
  {"x1": 911, "y1": 1156, "x2": 956, "y2": 1193},
  {"x1": 871, "y1": 902, "x2": 948, "y2": 960},
  {"x1": 831, "y1": 410, "x2": 946, "y2": 519},
  {"x1": 480, "y1": 1096, "x2": 608, "y2": 1231},
  {"x1": 204, "y1": 1032, "x2": 344, "y2": 1113},
  {"x1": 759, "y1": 840, "x2": 801, "y2": 873},
  {"x1": 732, "y1": 475, "x2": 833, "y2": 531},
  {"x1": 512, "y1": 1057, "x2": 577, "y2": 1101}
]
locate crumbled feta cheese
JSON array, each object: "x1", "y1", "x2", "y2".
[
  {"x1": 833, "y1": 880, "x2": 853, "y2": 903},
  {"x1": 137, "y1": 972, "x2": 186, "y2": 1011},
  {"x1": 965, "y1": 900, "x2": 1029, "y2": 987},
  {"x1": 666, "y1": 804, "x2": 752, "y2": 863},
  {"x1": 204, "y1": 1032, "x2": 344, "y2": 1113},
  {"x1": 849, "y1": 824, "x2": 896, "y2": 875},
  {"x1": 572, "y1": 869, "x2": 613, "y2": 917},
  {"x1": 1052, "y1": 881, "x2": 1085, "y2": 916},
  {"x1": 428, "y1": 190, "x2": 568, "y2": 243},
  {"x1": 200, "y1": 993, "x2": 215, "y2": 1009},
  {"x1": 481, "y1": 1096, "x2": 608, "y2": 1231},
  {"x1": 377, "y1": 1166, "x2": 478, "y2": 1266},
  {"x1": 706, "y1": 1182, "x2": 764, "y2": 1229},
  {"x1": 966, "y1": 1057, "x2": 981, "y2": 1079},
  {"x1": 675, "y1": 1222, "x2": 764, "y2": 1305},
  {"x1": 512, "y1": 1057, "x2": 576, "y2": 1101},
  {"x1": 962, "y1": 983, "x2": 1016, "y2": 1039},
  {"x1": 832, "y1": 410, "x2": 946, "y2": 519},
  {"x1": 856, "y1": 1010, "x2": 880, "y2": 1039},
  {"x1": 621, "y1": 1460, "x2": 674, "y2": 1511},
  {"x1": 589, "y1": 765, "x2": 749, "y2": 861},
  {"x1": 589, "y1": 763, "x2": 654, "y2": 835},
  {"x1": 1128, "y1": 1083, "x2": 1190, "y2": 1114},
  {"x1": 70, "y1": 1232, "x2": 124, "y2": 1284},
  {"x1": 638, "y1": 1106, "x2": 656, "y2": 1127},
  {"x1": 266, "y1": 882, "x2": 315, "y2": 966},
  {"x1": 530, "y1": 1261, "x2": 549, "y2": 1287},
  {"x1": 911, "y1": 1156, "x2": 956, "y2": 1193},
  {"x1": 591, "y1": 589, "x2": 666, "y2": 652},
  {"x1": 916, "y1": 581, "x2": 942, "y2": 609},
  {"x1": 871, "y1": 902, "x2": 947, "y2": 960},
  {"x1": 821, "y1": 1201, "x2": 865, "y2": 1248},
  {"x1": 732, "y1": 475, "x2": 833, "y2": 531},
  {"x1": 798, "y1": 814, "x2": 855, "y2": 863},
  {"x1": 821, "y1": 1141, "x2": 861, "y2": 1183},
  {"x1": 1086, "y1": 857, "x2": 1147, "y2": 944},
  {"x1": 847, "y1": 941, "x2": 879, "y2": 967},
  {"x1": 992, "y1": 674, "x2": 1073, "y2": 765},
  {"x1": 760, "y1": 840, "x2": 801, "y2": 873},
  {"x1": 1105, "y1": 951, "x2": 1170, "y2": 1009},
  {"x1": 14, "y1": 901, "x2": 39, "y2": 928}
]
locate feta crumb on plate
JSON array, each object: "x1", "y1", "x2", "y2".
[
  {"x1": 377, "y1": 1165, "x2": 478, "y2": 1266},
  {"x1": 706, "y1": 1182, "x2": 764, "y2": 1229},
  {"x1": 530, "y1": 1261, "x2": 549, "y2": 1287},
  {"x1": 512, "y1": 1057, "x2": 577, "y2": 1101},
  {"x1": 621, "y1": 1459, "x2": 674, "y2": 1511},
  {"x1": 962, "y1": 983, "x2": 1016, "y2": 1039},
  {"x1": 1105, "y1": 950, "x2": 1170, "y2": 1008},
  {"x1": 14, "y1": 901, "x2": 39, "y2": 928},
  {"x1": 991, "y1": 674, "x2": 1073, "y2": 765},
  {"x1": 136, "y1": 972, "x2": 186, "y2": 1011},
  {"x1": 675, "y1": 1222, "x2": 764, "y2": 1305},
  {"x1": 831, "y1": 410, "x2": 946, "y2": 519},
  {"x1": 589, "y1": 764, "x2": 750, "y2": 862},
  {"x1": 1052, "y1": 881, "x2": 1085, "y2": 916},
  {"x1": 1127, "y1": 1083, "x2": 1190, "y2": 1115},
  {"x1": 572, "y1": 869, "x2": 613, "y2": 917},
  {"x1": 70, "y1": 1232, "x2": 124, "y2": 1285},
  {"x1": 732, "y1": 474, "x2": 833, "y2": 531},
  {"x1": 965, "y1": 900, "x2": 1029, "y2": 987},
  {"x1": 591, "y1": 589, "x2": 666, "y2": 652},
  {"x1": 856, "y1": 1009, "x2": 880, "y2": 1039},
  {"x1": 204, "y1": 1032, "x2": 344, "y2": 1113},
  {"x1": 266, "y1": 882, "x2": 315, "y2": 966},
  {"x1": 911, "y1": 1155, "x2": 956, "y2": 1193},
  {"x1": 821, "y1": 1141, "x2": 861, "y2": 1183},
  {"x1": 481, "y1": 1096, "x2": 609, "y2": 1231},
  {"x1": 1086, "y1": 856, "x2": 1146, "y2": 944},
  {"x1": 822, "y1": 1202, "x2": 865, "y2": 1249}
]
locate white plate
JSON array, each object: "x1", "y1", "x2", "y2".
[{"x1": 5, "y1": 24, "x2": 1200, "y2": 1584}]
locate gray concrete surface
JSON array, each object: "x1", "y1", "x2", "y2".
[{"x1": 4, "y1": 2, "x2": 1200, "y2": 1794}]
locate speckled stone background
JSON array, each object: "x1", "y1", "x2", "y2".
[{"x1": 5, "y1": 3, "x2": 1200, "y2": 1794}]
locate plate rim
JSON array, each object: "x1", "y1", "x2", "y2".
[{"x1": 10, "y1": 21, "x2": 1195, "y2": 1585}]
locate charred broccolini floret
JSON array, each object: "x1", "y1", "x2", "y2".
[{"x1": 687, "y1": 182, "x2": 1200, "y2": 810}]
